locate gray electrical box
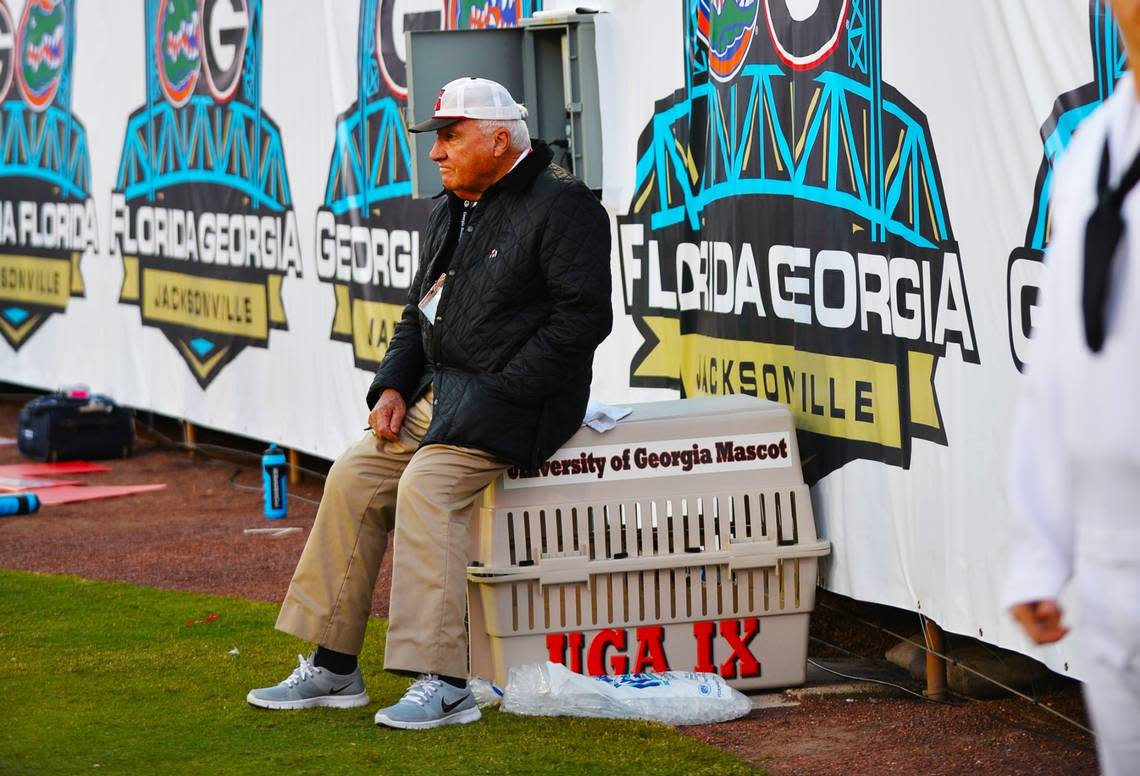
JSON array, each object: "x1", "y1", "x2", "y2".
[{"x1": 406, "y1": 12, "x2": 603, "y2": 197}]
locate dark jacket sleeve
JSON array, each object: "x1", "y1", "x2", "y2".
[
  {"x1": 369, "y1": 296, "x2": 428, "y2": 407},
  {"x1": 490, "y1": 186, "x2": 613, "y2": 400},
  {"x1": 365, "y1": 258, "x2": 430, "y2": 410}
]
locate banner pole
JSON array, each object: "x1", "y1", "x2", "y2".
[
  {"x1": 183, "y1": 420, "x2": 196, "y2": 456},
  {"x1": 923, "y1": 617, "x2": 948, "y2": 700},
  {"x1": 287, "y1": 448, "x2": 300, "y2": 485}
]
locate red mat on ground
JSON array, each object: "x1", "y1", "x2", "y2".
[
  {"x1": 34, "y1": 484, "x2": 166, "y2": 505},
  {"x1": 0, "y1": 461, "x2": 112, "y2": 476},
  {"x1": 0, "y1": 476, "x2": 69, "y2": 492}
]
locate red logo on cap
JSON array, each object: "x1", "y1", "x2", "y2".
[{"x1": 435, "y1": 88, "x2": 445, "y2": 112}]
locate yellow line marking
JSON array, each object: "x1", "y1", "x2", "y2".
[
  {"x1": 795, "y1": 86, "x2": 821, "y2": 163},
  {"x1": 923, "y1": 168, "x2": 942, "y2": 242},
  {"x1": 821, "y1": 110, "x2": 828, "y2": 182},
  {"x1": 884, "y1": 128, "x2": 905, "y2": 186},
  {"x1": 634, "y1": 171, "x2": 656, "y2": 214},
  {"x1": 765, "y1": 95, "x2": 784, "y2": 173},
  {"x1": 841, "y1": 111, "x2": 857, "y2": 191}
]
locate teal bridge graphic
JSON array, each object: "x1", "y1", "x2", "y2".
[
  {"x1": 322, "y1": 0, "x2": 541, "y2": 217},
  {"x1": 1024, "y1": 3, "x2": 1123, "y2": 251},
  {"x1": 115, "y1": 96, "x2": 291, "y2": 211},
  {"x1": 323, "y1": 0, "x2": 414, "y2": 217},
  {"x1": 0, "y1": 101, "x2": 91, "y2": 199},
  {"x1": 637, "y1": 0, "x2": 949, "y2": 250},
  {"x1": 115, "y1": 0, "x2": 291, "y2": 211}
]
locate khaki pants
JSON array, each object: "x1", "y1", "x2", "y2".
[{"x1": 275, "y1": 390, "x2": 507, "y2": 677}]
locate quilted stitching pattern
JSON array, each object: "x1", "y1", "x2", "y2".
[{"x1": 368, "y1": 143, "x2": 612, "y2": 469}]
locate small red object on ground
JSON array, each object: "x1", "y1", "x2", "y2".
[
  {"x1": 0, "y1": 462, "x2": 112, "y2": 477},
  {"x1": 34, "y1": 484, "x2": 166, "y2": 505},
  {"x1": 0, "y1": 476, "x2": 69, "y2": 491}
]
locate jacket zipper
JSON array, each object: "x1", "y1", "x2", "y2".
[{"x1": 432, "y1": 201, "x2": 476, "y2": 364}]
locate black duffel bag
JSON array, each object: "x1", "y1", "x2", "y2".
[{"x1": 17, "y1": 388, "x2": 135, "y2": 462}]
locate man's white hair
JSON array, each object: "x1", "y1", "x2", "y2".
[{"x1": 480, "y1": 105, "x2": 530, "y2": 151}]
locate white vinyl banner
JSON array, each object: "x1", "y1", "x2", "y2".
[{"x1": 0, "y1": 0, "x2": 1108, "y2": 677}]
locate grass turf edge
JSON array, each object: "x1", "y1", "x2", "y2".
[{"x1": 0, "y1": 569, "x2": 765, "y2": 775}]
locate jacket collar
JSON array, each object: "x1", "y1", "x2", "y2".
[
  {"x1": 494, "y1": 139, "x2": 554, "y2": 193},
  {"x1": 435, "y1": 139, "x2": 554, "y2": 201}
]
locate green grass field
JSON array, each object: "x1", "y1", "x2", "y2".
[{"x1": 0, "y1": 570, "x2": 763, "y2": 775}]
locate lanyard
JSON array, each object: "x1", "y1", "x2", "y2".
[{"x1": 455, "y1": 200, "x2": 476, "y2": 253}]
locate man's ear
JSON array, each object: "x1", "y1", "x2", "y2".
[{"x1": 493, "y1": 128, "x2": 513, "y2": 157}]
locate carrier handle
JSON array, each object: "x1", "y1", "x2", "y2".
[{"x1": 467, "y1": 539, "x2": 831, "y2": 587}]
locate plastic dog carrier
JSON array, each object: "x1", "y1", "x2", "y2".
[{"x1": 467, "y1": 395, "x2": 830, "y2": 690}]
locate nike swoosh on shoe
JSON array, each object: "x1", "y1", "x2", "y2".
[{"x1": 441, "y1": 696, "x2": 468, "y2": 714}]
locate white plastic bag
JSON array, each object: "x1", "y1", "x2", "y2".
[
  {"x1": 468, "y1": 676, "x2": 504, "y2": 708},
  {"x1": 501, "y1": 662, "x2": 752, "y2": 725}
]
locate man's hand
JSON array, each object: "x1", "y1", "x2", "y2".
[
  {"x1": 1010, "y1": 599, "x2": 1069, "y2": 644},
  {"x1": 368, "y1": 388, "x2": 406, "y2": 442}
]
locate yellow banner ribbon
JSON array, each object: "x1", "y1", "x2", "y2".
[
  {"x1": 0, "y1": 255, "x2": 72, "y2": 309},
  {"x1": 141, "y1": 268, "x2": 271, "y2": 339},
  {"x1": 637, "y1": 316, "x2": 941, "y2": 449},
  {"x1": 120, "y1": 256, "x2": 140, "y2": 302},
  {"x1": 331, "y1": 283, "x2": 405, "y2": 364}
]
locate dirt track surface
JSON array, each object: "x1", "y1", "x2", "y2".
[{"x1": 0, "y1": 397, "x2": 1098, "y2": 775}]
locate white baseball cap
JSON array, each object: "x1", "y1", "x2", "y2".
[{"x1": 409, "y1": 76, "x2": 526, "y2": 133}]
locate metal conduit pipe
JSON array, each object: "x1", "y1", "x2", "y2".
[
  {"x1": 183, "y1": 420, "x2": 196, "y2": 456},
  {"x1": 923, "y1": 617, "x2": 948, "y2": 700},
  {"x1": 288, "y1": 448, "x2": 300, "y2": 485}
]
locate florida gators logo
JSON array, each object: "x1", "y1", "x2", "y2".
[
  {"x1": 450, "y1": 0, "x2": 520, "y2": 29},
  {"x1": 695, "y1": 0, "x2": 760, "y2": 83},
  {"x1": 16, "y1": 0, "x2": 65, "y2": 112},
  {"x1": 762, "y1": 0, "x2": 848, "y2": 71},
  {"x1": 155, "y1": 0, "x2": 202, "y2": 107}
]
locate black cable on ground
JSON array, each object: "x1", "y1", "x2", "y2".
[
  {"x1": 138, "y1": 423, "x2": 324, "y2": 508},
  {"x1": 804, "y1": 653, "x2": 954, "y2": 706},
  {"x1": 136, "y1": 421, "x2": 330, "y2": 482},
  {"x1": 815, "y1": 599, "x2": 1094, "y2": 737},
  {"x1": 808, "y1": 635, "x2": 1093, "y2": 752},
  {"x1": 192, "y1": 441, "x2": 330, "y2": 482},
  {"x1": 226, "y1": 466, "x2": 320, "y2": 507}
]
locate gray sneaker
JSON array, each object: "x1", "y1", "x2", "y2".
[
  {"x1": 246, "y1": 653, "x2": 369, "y2": 710},
  {"x1": 374, "y1": 675, "x2": 481, "y2": 730}
]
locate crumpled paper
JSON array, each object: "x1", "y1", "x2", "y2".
[{"x1": 582, "y1": 400, "x2": 632, "y2": 432}]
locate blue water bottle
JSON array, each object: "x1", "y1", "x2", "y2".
[
  {"x1": 261, "y1": 444, "x2": 288, "y2": 519},
  {"x1": 0, "y1": 493, "x2": 40, "y2": 517}
]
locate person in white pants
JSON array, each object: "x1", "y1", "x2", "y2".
[{"x1": 1005, "y1": 3, "x2": 1140, "y2": 773}]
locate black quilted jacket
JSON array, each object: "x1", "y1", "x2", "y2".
[{"x1": 366, "y1": 141, "x2": 612, "y2": 469}]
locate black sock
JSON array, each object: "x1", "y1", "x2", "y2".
[
  {"x1": 313, "y1": 645, "x2": 358, "y2": 675},
  {"x1": 439, "y1": 674, "x2": 467, "y2": 690}
]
